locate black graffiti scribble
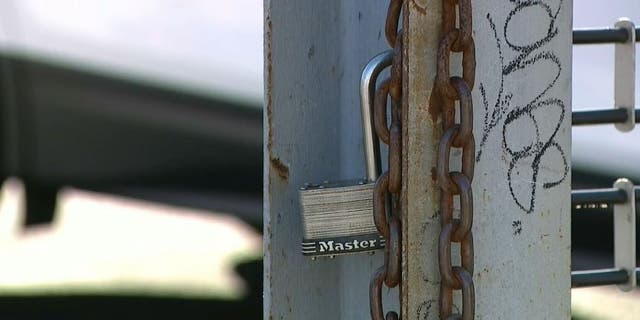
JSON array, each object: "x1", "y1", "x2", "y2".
[
  {"x1": 416, "y1": 300, "x2": 434, "y2": 320},
  {"x1": 512, "y1": 220, "x2": 522, "y2": 235},
  {"x1": 416, "y1": 299, "x2": 459, "y2": 319},
  {"x1": 478, "y1": 0, "x2": 568, "y2": 213}
]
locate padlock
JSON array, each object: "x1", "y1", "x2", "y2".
[{"x1": 299, "y1": 50, "x2": 392, "y2": 258}]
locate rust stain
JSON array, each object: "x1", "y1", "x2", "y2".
[
  {"x1": 265, "y1": 16, "x2": 274, "y2": 154},
  {"x1": 427, "y1": 90, "x2": 442, "y2": 124},
  {"x1": 270, "y1": 156, "x2": 289, "y2": 180},
  {"x1": 264, "y1": 9, "x2": 275, "y2": 320}
]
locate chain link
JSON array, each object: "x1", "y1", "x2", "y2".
[
  {"x1": 434, "y1": 0, "x2": 476, "y2": 319},
  {"x1": 370, "y1": 0, "x2": 404, "y2": 319}
]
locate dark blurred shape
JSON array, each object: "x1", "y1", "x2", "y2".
[
  {"x1": 0, "y1": 55, "x2": 262, "y2": 226},
  {"x1": 0, "y1": 49, "x2": 264, "y2": 318},
  {"x1": 23, "y1": 179, "x2": 58, "y2": 225},
  {"x1": 0, "y1": 259, "x2": 263, "y2": 320}
]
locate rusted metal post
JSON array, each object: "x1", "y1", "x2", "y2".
[
  {"x1": 401, "y1": 0, "x2": 441, "y2": 318},
  {"x1": 264, "y1": 1, "x2": 396, "y2": 319},
  {"x1": 404, "y1": 0, "x2": 573, "y2": 319}
]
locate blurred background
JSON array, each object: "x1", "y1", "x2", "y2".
[
  {"x1": 0, "y1": 0, "x2": 263, "y2": 319},
  {"x1": 0, "y1": 0, "x2": 635, "y2": 319}
]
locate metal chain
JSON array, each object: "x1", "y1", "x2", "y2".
[
  {"x1": 434, "y1": 0, "x2": 476, "y2": 319},
  {"x1": 370, "y1": 0, "x2": 403, "y2": 319}
]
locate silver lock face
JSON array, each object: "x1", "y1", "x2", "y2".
[
  {"x1": 299, "y1": 51, "x2": 392, "y2": 258},
  {"x1": 299, "y1": 180, "x2": 384, "y2": 257}
]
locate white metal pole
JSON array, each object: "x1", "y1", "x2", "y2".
[
  {"x1": 613, "y1": 178, "x2": 636, "y2": 291},
  {"x1": 404, "y1": 0, "x2": 573, "y2": 318},
  {"x1": 614, "y1": 18, "x2": 636, "y2": 132}
]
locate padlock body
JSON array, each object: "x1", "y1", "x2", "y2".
[{"x1": 299, "y1": 180, "x2": 384, "y2": 257}]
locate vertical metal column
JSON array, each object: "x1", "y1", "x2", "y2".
[
  {"x1": 613, "y1": 178, "x2": 637, "y2": 291},
  {"x1": 614, "y1": 19, "x2": 636, "y2": 132},
  {"x1": 404, "y1": 0, "x2": 573, "y2": 318},
  {"x1": 264, "y1": 1, "x2": 395, "y2": 319}
]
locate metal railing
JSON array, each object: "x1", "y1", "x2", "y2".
[
  {"x1": 570, "y1": 19, "x2": 637, "y2": 291},
  {"x1": 573, "y1": 108, "x2": 640, "y2": 126},
  {"x1": 571, "y1": 186, "x2": 638, "y2": 289},
  {"x1": 573, "y1": 27, "x2": 640, "y2": 44},
  {"x1": 572, "y1": 268, "x2": 640, "y2": 288},
  {"x1": 572, "y1": 187, "x2": 639, "y2": 206},
  {"x1": 571, "y1": 182, "x2": 637, "y2": 290}
]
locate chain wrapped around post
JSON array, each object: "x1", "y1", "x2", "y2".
[
  {"x1": 433, "y1": 0, "x2": 476, "y2": 319},
  {"x1": 370, "y1": 0, "x2": 404, "y2": 319}
]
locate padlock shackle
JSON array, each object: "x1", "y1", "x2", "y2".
[{"x1": 360, "y1": 50, "x2": 393, "y2": 182}]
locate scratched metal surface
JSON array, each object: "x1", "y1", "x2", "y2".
[
  {"x1": 406, "y1": 0, "x2": 572, "y2": 318},
  {"x1": 264, "y1": 1, "x2": 397, "y2": 319}
]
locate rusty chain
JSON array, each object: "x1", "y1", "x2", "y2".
[
  {"x1": 370, "y1": 0, "x2": 403, "y2": 319},
  {"x1": 434, "y1": 0, "x2": 476, "y2": 319},
  {"x1": 370, "y1": 0, "x2": 476, "y2": 318}
]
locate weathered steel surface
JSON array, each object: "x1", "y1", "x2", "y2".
[
  {"x1": 405, "y1": 0, "x2": 572, "y2": 318},
  {"x1": 402, "y1": 0, "x2": 442, "y2": 318},
  {"x1": 264, "y1": 1, "x2": 397, "y2": 319}
]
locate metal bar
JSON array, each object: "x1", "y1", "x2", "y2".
[
  {"x1": 572, "y1": 108, "x2": 629, "y2": 125},
  {"x1": 573, "y1": 27, "x2": 640, "y2": 44},
  {"x1": 571, "y1": 187, "x2": 640, "y2": 205},
  {"x1": 571, "y1": 268, "x2": 629, "y2": 288},
  {"x1": 360, "y1": 50, "x2": 392, "y2": 181},
  {"x1": 572, "y1": 188, "x2": 628, "y2": 205}
]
